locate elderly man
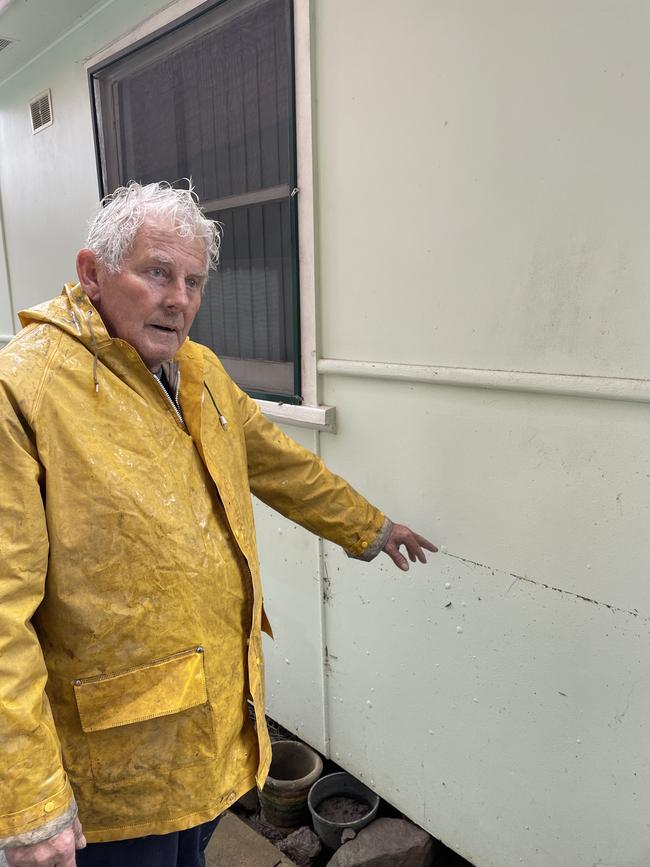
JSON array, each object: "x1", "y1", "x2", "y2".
[{"x1": 0, "y1": 183, "x2": 435, "y2": 867}]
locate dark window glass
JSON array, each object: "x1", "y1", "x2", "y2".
[{"x1": 91, "y1": 0, "x2": 299, "y2": 400}]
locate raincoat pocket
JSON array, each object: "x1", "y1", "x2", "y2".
[{"x1": 73, "y1": 647, "x2": 215, "y2": 788}]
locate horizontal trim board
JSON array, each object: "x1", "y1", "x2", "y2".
[
  {"x1": 317, "y1": 358, "x2": 650, "y2": 404},
  {"x1": 255, "y1": 399, "x2": 336, "y2": 432}
]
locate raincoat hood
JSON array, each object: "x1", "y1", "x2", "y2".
[
  {"x1": 19, "y1": 283, "x2": 105, "y2": 343},
  {"x1": 22, "y1": 281, "x2": 113, "y2": 351},
  {"x1": 20, "y1": 283, "x2": 173, "y2": 394}
]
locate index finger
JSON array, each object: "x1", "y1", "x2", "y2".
[{"x1": 414, "y1": 533, "x2": 438, "y2": 552}]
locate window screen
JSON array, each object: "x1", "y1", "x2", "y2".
[{"x1": 90, "y1": 0, "x2": 299, "y2": 401}]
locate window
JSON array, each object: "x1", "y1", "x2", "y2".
[{"x1": 90, "y1": 0, "x2": 300, "y2": 403}]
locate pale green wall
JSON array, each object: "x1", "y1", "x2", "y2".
[
  {"x1": 315, "y1": 0, "x2": 650, "y2": 380},
  {"x1": 310, "y1": 3, "x2": 650, "y2": 865}
]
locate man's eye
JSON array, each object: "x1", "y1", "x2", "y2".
[
  {"x1": 187, "y1": 278, "x2": 198, "y2": 290},
  {"x1": 150, "y1": 267, "x2": 165, "y2": 278}
]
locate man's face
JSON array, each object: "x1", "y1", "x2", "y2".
[{"x1": 78, "y1": 218, "x2": 208, "y2": 372}]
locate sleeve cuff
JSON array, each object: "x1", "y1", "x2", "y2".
[
  {"x1": 347, "y1": 516, "x2": 393, "y2": 562},
  {"x1": 0, "y1": 799, "x2": 77, "y2": 849}
]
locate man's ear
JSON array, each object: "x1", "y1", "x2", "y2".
[{"x1": 76, "y1": 249, "x2": 101, "y2": 303}]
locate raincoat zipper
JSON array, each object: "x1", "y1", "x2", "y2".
[{"x1": 152, "y1": 372, "x2": 186, "y2": 429}]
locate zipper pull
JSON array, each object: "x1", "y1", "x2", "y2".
[{"x1": 204, "y1": 382, "x2": 228, "y2": 432}]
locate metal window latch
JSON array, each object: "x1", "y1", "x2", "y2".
[{"x1": 290, "y1": 187, "x2": 299, "y2": 197}]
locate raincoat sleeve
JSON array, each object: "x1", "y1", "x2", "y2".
[
  {"x1": 0, "y1": 380, "x2": 76, "y2": 843},
  {"x1": 236, "y1": 388, "x2": 391, "y2": 557}
]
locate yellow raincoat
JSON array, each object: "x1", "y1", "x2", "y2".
[{"x1": 0, "y1": 283, "x2": 386, "y2": 843}]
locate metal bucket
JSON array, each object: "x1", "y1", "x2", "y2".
[
  {"x1": 259, "y1": 739, "x2": 323, "y2": 828},
  {"x1": 308, "y1": 771, "x2": 380, "y2": 850}
]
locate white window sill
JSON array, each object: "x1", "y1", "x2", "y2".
[{"x1": 255, "y1": 399, "x2": 336, "y2": 432}]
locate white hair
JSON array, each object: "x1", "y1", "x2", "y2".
[{"x1": 85, "y1": 180, "x2": 221, "y2": 273}]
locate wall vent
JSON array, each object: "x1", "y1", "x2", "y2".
[
  {"x1": 29, "y1": 90, "x2": 53, "y2": 134},
  {"x1": 0, "y1": 37, "x2": 13, "y2": 52}
]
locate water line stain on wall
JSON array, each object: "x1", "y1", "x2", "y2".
[{"x1": 444, "y1": 551, "x2": 643, "y2": 621}]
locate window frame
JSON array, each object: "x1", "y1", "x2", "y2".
[{"x1": 86, "y1": 0, "x2": 333, "y2": 429}]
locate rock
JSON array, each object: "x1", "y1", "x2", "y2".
[
  {"x1": 246, "y1": 812, "x2": 286, "y2": 842},
  {"x1": 325, "y1": 817, "x2": 437, "y2": 867},
  {"x1": 277, "y1": 825, "x2": 322, "y2": 865}
]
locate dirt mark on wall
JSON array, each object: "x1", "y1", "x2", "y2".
[{"x1": 445, "y1": 551, "x2": 645, "y2": 622}]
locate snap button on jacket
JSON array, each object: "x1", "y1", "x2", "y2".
[{"x1": 0, "y1": 284, "x2": 385, "y2": 843}]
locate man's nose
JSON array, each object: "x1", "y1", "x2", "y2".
[{"x1": 164, "y1": 277, "x2": 191, "y2": 308}]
